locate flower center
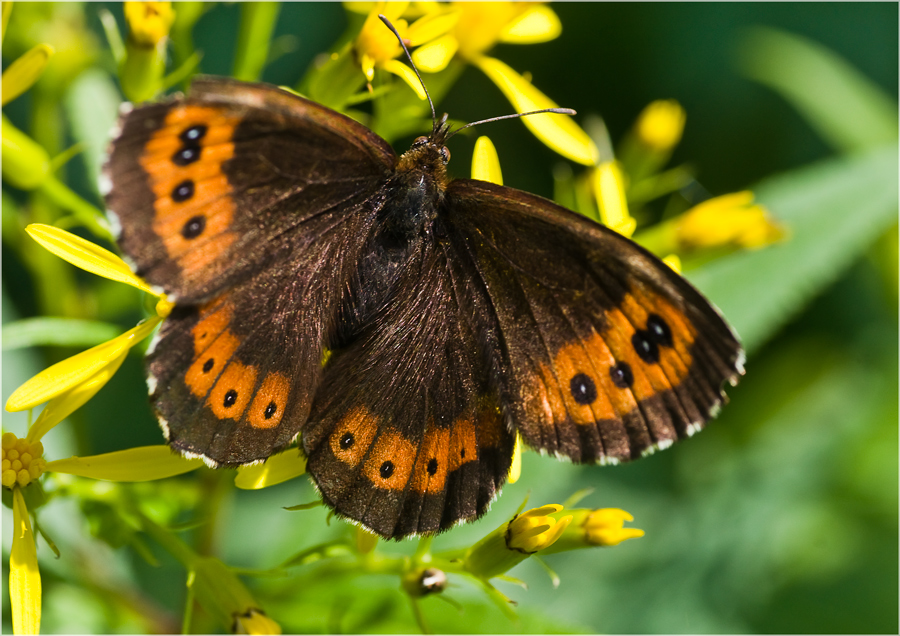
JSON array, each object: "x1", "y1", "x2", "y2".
[{"x1": 2, "y1": 432, "x2": 46, "y2": 489}]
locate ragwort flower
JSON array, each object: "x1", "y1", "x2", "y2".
[{"x1": 352, "y1": 1, "x2": 457, "y2": 100}]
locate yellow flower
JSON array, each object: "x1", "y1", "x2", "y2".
[
  {"x1": 507, "y1": 504, "x2": 572, "y2": 553},
  {"x1": 189, "y1": 557, "x2": 281, "y2": 634},
  {"x1": 2, "y1": 433, "x2": 46, "y2": 490},
  {"x1": 353, "y1": 2, "x2": 457, "y2": 99},
  {"x1": 675, "y1": 191, "x2": 785, "y2": 251},
  {"x1": 541, "y1": 507, "x2": 645, "y2": 554},
  {"x1": 124, "y1": 1, "x2": 175, "y2": 47},
  {"x1": 413, "y1": 3, "x2": 561, "y2": 71},
  {"x1": 464, "y1": 503, "x2": 572, "y2": 579},
  {"x1": 6, "y1": 225, "x2": 171, "y2": 439},
  {"x1": 3, "y1": 431, "x2": 201, "y2": 636},
  {"x1": 636, "y1": 99, "x2": 687, "y2": 153},
  {"x1": 592, "y1": 161, "x2": 637, "y2": 237},
  {"x1": 121, "y1": 1, "x2": 175, "y2": 102}
]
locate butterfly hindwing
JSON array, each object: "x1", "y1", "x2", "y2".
[
  {"x1": 108, "y1": 78, "x2": 399, "y2": 465},
  {"x1": 446, "y1": 179, "x2": 743, "y2": 464},
  {"x1": 302, "y1": 238, "x2": 514, "y2": 539}
]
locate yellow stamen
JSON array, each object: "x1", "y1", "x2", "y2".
[{"x1": 1, "y1": 433, "x2": 46, "y2": 489}]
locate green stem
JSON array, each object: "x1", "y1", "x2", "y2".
[
  {"x1": 232, "y1": 2, "x2": 280, "y2": 81},
  {"x1": 38, "y1": 175, "x2": 113, "y2": 241}
]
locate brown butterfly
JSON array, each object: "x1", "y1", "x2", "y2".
[{"x1": 104, "y1": 70, "x2": 743, "y2": 539}]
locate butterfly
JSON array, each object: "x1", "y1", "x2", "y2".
[{"x1": 104, "y1": 75, "x2": 743, "y2": 539}]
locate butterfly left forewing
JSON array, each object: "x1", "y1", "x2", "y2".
[
  {"x1": 446, "y1": 179, "x2": 743, "y2": 465},
  {"x1": 106, "y1": 77, "x2": 395, "y2": 303}
]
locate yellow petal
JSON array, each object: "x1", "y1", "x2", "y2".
[
  {"x1": 471, "y1": 136, "x2": 503, "y2": 185},
  {"x1": 11, "y1": 488, "x2": 41, "y2": 636},
  {"x1": 475, "y1": 56, "x2": 598, "y2": 165},
  {"x1": 1, "y1": 43, "x2": 54, "y2": 106},
  {"x1": 592, "y1": 163, "x2": 637, "y2": 237},
  {"x1": 507, "y1": 433, "x2": 521, "y2": 484},
  {"x1": 27, "y1": 349, "x2": 128, "y2": 443},
  {"x1": 411, "y1": 34, "x2": 457, "y2": 73},
  {"x1": 25, "y1": 224, "x2": 157, "y2": 295},
  {"x1": 662, "y1": 254, "x2": 682, "y2": 273},
  {"x1": 343, "y1": 2, "x2": 375, "y2": 15},
  {"x1": 234, "y1": 448, "x2": 307, "y2": 490},
  {"x1": 382, "y1": 58, "x2": 427, "y2": 100},
  {"x1": 406, "y1": 9, "x2": 458, "y2": 46},
  {"x1": 636, "y1": 99, "x2": 686, "y2": 152},
  {"x1": 6, "y1": 317, "x2": 161, "y2": 412},
  {"x1": 499, "y1": 5, "x2": 561, "y2": 44},
  {"x1": 46, "y1": 445, "x2": 203, "y2": 481}
]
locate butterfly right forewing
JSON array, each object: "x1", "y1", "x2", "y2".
[{"x1": 446, "y1": 179, "x2": 743, "y2": 465}]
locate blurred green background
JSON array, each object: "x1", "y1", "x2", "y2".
[{"x1": 2, "y1": 3, "x2": 897, "y2": 633}]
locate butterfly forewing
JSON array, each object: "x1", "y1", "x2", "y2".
[
  {"x1": 446, "y1": 179, "x2": 743, "y2": 464},
  {"x1": 106, "y1": 77, "x2": 395, "y2": 303}
]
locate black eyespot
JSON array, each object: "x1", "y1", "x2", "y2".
[
  {"x1": 646, "y1": 314, "x2": 673, "y2": 347},
  {"x1": 380, "y1": 461, "x2": 394, "y2": 479},
  {"x1": 223, "y1": 389, "x2": 237, "y2": 408},
  {"x1": 460, "y1": 448, "x2": 466, "y2": 459},
  {"x1": 412, "y1": 136, "x2": 429, "y2": 148},
  {"x1": 427, "y1": 458, "x2": 438, "y2": 475},
  {"x1": 202, "y1": 358, "x2": 214, "y2": 373},
  {"x1": 570, "y1": 372, "x2": 598, "y2": 405},
  {"x1": 339, "y1": 432, "x2": 354, "y2": 449},
  {"x1": 181, "y1": 215, "x2": 205, "y2": 239},
  {"x1": 172, "y1": 145, "x2": 200, "y2": 166},
  {"x1": 609, "y1": 361, "x2": 634, "y2": 388},
  {"x1": 179, "y1": 125, "x2": 207, "y2": 143},
  {"x1": 632, "y1": 331, "x2": 660, "y2": 364},
  {"x1": 440, "y1": 146, "x2": 450, "y2": 164},
  {"x1": 264, "y1": 402, "x2": 277, "y2": 419},
  {"x1": 171, "y1": 179, "x2": 194, "y2": 202}
]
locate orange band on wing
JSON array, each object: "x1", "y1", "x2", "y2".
[
  {"x1": 140, "y1": 105, "x2": 241, "y2": 282},
  {"x1": 364, "y1": 429, "x2": 416, "y2": 491},
  {"x1": 248, "y1": 372, "x2": 291, "y2": 429},
  {"x1": 331, "y1": 407, "x2": 379, "y2": 467}
]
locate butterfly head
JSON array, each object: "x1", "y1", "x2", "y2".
[{"x1": 396, "y1": 117, "x2": 452, "y2": 188}]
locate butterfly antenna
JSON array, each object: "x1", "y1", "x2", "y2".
[
  {"x1": 378, "y1": 14, "x2": 438, "y2": 133},
  {"x1": 444, "y1": 108, "x2": 577, "y2": 141}
]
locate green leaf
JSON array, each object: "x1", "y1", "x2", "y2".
[
  {"x1": 688, "y1": 143, "x2": 898, "y2": 355},
  {"x1": 737, "y1": 27, "x2": 898, "y2": 152},
  {"x1": 65, "y1": 69, "x2": 122, "y2": 192},
  {"x1": 2, "y1": 317, "x2": 122, "y2": 350}
]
